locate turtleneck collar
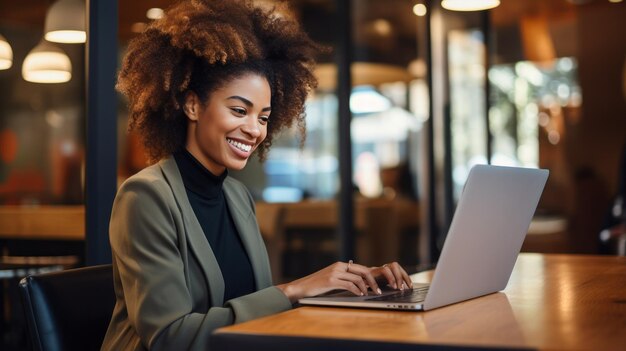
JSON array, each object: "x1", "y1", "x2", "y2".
[{"x1": 173, "y1": 149, "x2": 228, "y2": 199}]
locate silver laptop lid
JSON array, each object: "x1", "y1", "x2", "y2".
[{"x1": 423, "y1": 165, "x2": 548, "y2": 310}]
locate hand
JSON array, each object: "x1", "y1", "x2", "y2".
[
  {"x1": 368, "y1": 261, "x2": 413, "y2": 291},
  {"x1": 276, "y1": 261, "x2": 413, "y2": 303}
]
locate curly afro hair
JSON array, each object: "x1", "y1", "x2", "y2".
[{"x1": 117, "y1": 0, "x2": 320, "y2": 163}]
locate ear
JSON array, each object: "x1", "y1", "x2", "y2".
[{"x1": 183, "y1": 92, "x2": 200, "y2": 121}]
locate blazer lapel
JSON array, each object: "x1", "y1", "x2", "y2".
[
  {"x1": 158, "y1": 157, "x2": 226, "y2": 306},
  {"x1": 223, "y1": 180, "x2": 272, "y2": 289}
]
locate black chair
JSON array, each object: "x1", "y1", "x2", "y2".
[{"x1": 19, "y1": 264, "x2": 115, "y2": 351}]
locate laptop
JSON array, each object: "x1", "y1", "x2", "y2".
[{"x1": 299, "y1": 164, "x2": 549, "y2": 311}]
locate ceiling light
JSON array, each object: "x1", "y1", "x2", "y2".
[
  {"x1": 413, "y1": 4, "x2": 427, "y2": 16},
  {"x1": 44, "y1": 0, "x2": 86, "y2": 43},
  {"x1": 22, "y1": 40, "x2": 72, "y2": 83},
  {"x1": 146, "y1": 8, "x2": 164, "y2": 20},
  {"x1": 441, "y1": 0, "x2": 500, "y2": 11},
  {"x1": 0, "y1": 34, "x2": 12, "y2": 70}
]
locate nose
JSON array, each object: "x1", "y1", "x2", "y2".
[{"x1": 241, "y1": 116, "x2": 261, "y2": 139}]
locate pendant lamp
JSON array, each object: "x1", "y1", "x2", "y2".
[
  {"x1": 22, "y1": 40, "x2": 72, "y2": 83},
  {"x1": 441, "y1": 0, "x2": 500, "y2": 11},
  {"x1": 0, "y1": 33, "x2": 12, "y2": 70},
  {"x1": 44, "y1": 0, "x2": 86, "y2": 43}
]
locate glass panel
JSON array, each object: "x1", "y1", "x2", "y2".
[
  {"x1": 489, "y1": 58, "x2": 581, "y2": 169},
  {"x1": 347, "y1": 0, "x2": 425, "y2": 267},
  {"x1": 489, "y1": 0, "x2": 626, "y2": 254},
  {"x1": 0, "y1": 2, "x2": 85, "y2": 206},
  {"x1": 0, "y1": 2, "x2": 87, "y2": 348},
  {"x1": 448, "y1": 28, "x2": 487, "y2": 200},
  {"x1": 350, "y1": 0, "x2": 423, "y2": 203},
  {"x1": 259, "y1": 93, "x2": 339, "y2": 202}
]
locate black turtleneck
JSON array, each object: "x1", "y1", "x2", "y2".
[{"x1": 174, "y1": 149, "x2": 256, "y2": 302}]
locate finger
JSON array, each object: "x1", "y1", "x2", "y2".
[
  {"x1": 346, "y1": 263, "x2": 382, "y2": 295},
  {"x1": 388, "y1": 263, "x2": 405, "y2": 290},
  {"x1": 379, "y1": 265, "x2": 397, "y2": 289},
  {"x1": 333, "y1": 275, "x2": 366, "y2": 296},
  {"x1": 339, "y1": 271, "x2": 369, "y2": 296},
  {"x1": 331, "y1": 277, "x2": 362, "y2": 296},
  {"x1": 400, "y1": 268, "x2": 413, "y2": 289}
]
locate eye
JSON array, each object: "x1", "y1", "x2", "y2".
[
  {"x1": 259, "y1": 115, "x2": 270, "y2": 125},
  {"x1": 230, "y1": 107, "x2": 246, "y2": 116}
]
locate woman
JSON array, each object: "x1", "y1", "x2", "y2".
[{"x1": 102, "y1": 1, "x2": 413, "y2": 350}]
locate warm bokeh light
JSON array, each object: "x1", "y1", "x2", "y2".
[
  {"x1": 146, "y1": 8, "x2": 164, "y2": 20},
  {"x1": 413, "y1": 4, "x2": 427, "y2": 16},
  {"x1": 44, "y1": 0, "x2": 86, "y2": 43},
  {"x1": 0, "y1": 36, "x2": 12, "y2": 70},
  {"x1": 548, "y1": 130, "x2": 560, "y2": 145},
  {"x1": 45, "y1": 30, "x2": 86, "y2": 44},
  {"x1": 22, "y1": 43, "x2": 72, "y2": 83},
  {"x1": 372, "y1": 19, "x2": 392, "y2": 36},
  {"x1": 441, "y1": 0, "x2": 500, "y2": 11}
]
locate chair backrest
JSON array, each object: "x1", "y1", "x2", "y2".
[{"x1": 19, "y1": 264, "x2": 115, "y2": 351}]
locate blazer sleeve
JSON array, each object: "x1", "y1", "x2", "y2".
[{"x1": 109, "y1": 176, "x2": 291, "y2": 351}]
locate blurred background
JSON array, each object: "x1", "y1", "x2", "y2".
[{"x1": 0, "y1": 0, "x2": 625, "y2": 348}]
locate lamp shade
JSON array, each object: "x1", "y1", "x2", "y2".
[
  {"x1": 0, "y1": 33, "x2": 12, "y2": 70},
  {"x1": 441, "y1": 0, "x2": 500, "y2": 11},
  {"x1": 22, "y1": 40, "x2": 72, "y2": 83},
  {"x1": 44, "y1": 0, "x2": 86, "y2": 43}
]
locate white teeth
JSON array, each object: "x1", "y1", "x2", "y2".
[{"x1": 227, "y1": 138, "x2": 252, "y2": 152}]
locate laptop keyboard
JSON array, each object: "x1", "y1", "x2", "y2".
[{"x1": 366, "y1": 286, "x2": 429, "y2": 303}]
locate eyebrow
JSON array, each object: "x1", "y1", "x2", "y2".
[{"x1": 227, "y1": 95, "x2": 271, "y2": 112}]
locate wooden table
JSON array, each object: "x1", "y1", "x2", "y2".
[
  {"x1": 0, "y1": 206, "x2": 85, "y2": 240},
  {"x1": 212, "y1": 254, "x2": 626, "y2": 351}
]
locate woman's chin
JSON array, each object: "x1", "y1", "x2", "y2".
[{"x1": 226, "y1": 159, "x2": 249, "y2": 171}]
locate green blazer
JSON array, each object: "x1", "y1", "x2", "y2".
[{"x1": 101, "y1": 156, "x2": 291, "y2": 351}]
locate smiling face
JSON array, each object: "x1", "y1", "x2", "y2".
[{"x1": 183, "y1": 73, "x2": 271, "y2": 175}]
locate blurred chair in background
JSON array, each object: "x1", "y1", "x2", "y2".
[{"x1": 19, "y1": 264, "x2": 114, "y2": 351}]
